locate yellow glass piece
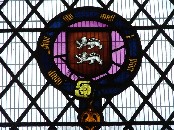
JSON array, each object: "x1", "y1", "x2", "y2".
[
  {"x1": 75, "y1": 81, "x2": 91, "y2": 98},
  {"x1": 40, "y1": 36, "x2": 51, "y2": 54}
]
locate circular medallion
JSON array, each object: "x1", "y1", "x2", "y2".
[{"x1": 36, "y1": 7, "x2": 142, "y2": 98}]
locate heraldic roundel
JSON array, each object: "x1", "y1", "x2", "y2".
[{"x1": 36, "y1": 7, "x2": 142, "y2": 99}]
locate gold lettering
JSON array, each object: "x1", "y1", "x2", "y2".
[
  {"x1": 106, "y1": 15, "x2": 110, "y2": 20},
  {"x1": 127, "y1": 59, "x2": 137, "y2": 72},
  {"x1": 63, "y1": 13, "x2": 74, "y2": 22},
  {"x1": 55, "y1": 77, "x2": 61, "y2": 83},
  {"x1": 126, "y1": 35, "x2": 135, "y2": 39},
  {"x1": 48, "y1": 70, "x2": 54, "y2": 76},
  {"x1": 100, "y1": 14, "x2": 115, "y2": 21},
  {"x1": 40, "y1": 36, "x2": 51, "y2": 54},
  {"x1": 52, "y1": 73, "x2": 57, "y2": 78},
  {"x1": 48, "y1": 70, "x2": 62, "y2": 85},
  {"x1": 100, "y1": 13, "x2": 106, "y2": 19},
  {"x1": 55, "y1": 78, "x2": 62, "y2": 85}
]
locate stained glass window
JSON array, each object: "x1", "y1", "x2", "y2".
[{"x1": 0, "y1": 0, "x2": 174, "y2": 130}]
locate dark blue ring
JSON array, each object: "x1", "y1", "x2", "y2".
[{"x1": 36, "y1": 7, "x2": 142, "y2": 98}]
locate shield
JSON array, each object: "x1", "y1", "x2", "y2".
[{"x1": 67, "y1": 30, "x2": 112, "y2": 77}]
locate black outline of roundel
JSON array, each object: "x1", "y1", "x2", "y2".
[
  {"x1": 169, "y1": 0, "x2": 174, "y2": 5},
  {"x1": 36, "y1": 7, "x2": 142, "y2": 98}
]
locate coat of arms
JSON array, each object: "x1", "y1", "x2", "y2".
[{"x1": 67, "y1": 31, "x2": 112, "y2": 77}]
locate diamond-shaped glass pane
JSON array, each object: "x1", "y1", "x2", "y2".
[
  {"x1": 76, "y1": 0, "x2": 100, "y2": 7},
  {"x1": 0, "y1": 83, "x2": 31, "y2": 122},
  {"x1": 0, "y1": 64, "x2": 12, "y2": 93},
  {"x1": 136, "y1": 0, "x2": 146, "y2": 4},
  {"x1": 167, "y1": 65, "x2": 174, "y2": 84},
  {"x1": 109, "y1": 0, "x2": 138, "y2": 19},
  {"x1": 0, "y1": 15, "x2": 11, "y2": 29},
  {"x1": 61, "y1": 106, "x2": 78, "y2": 122},
  {"x1": 21, "y1": 106, "x2": 46, "y2": 122},
  {"x1": 0, "y1": 112, "x2": 8, "y2": 125},
  {"x1": 18, "y1": 59, "x2": 46, "y2": 97},
  {"x1": 146, "y1": 34, "x2": 174, "y2": 71},
  {"x1": 22, "y1": 13, "x2": 45, "y2": 29},
  {"x1": 2, "y1": 1, "x2": 31, "y2": 28},
  {"x1": 132, "y1": 125, "x2": 163, "y2": 130},
  {"x1": 0, "y1": 36, "x2": 31, "y2": 74},
  {"x1": 132, "y1": 11, "x2": 155, "y2": 26},
  {"x1": 149, "y1": 81, "x2": 174, "y2": 120},
  {"x1": 109, "y1": 87, "x2": 143, "y2": 121},
  {"x1": 18, "y1": 32, "x2": 39, "y2": 51},
  {"x1": 135, "y1": 104, "x2": 160, "y2": 121},
  {"x1": 144, "y1": 0, "x2": 174, "y2": 24},
  {"x1": 167, "y1": 16, "x2": 174, "y2": 25},
  {"x1": 100, "y1": 0, "x2": 110, "y2": 4},
  {"x1": 102, "y1": 104, "x2": 123, "y2": 122},
  {"x1": 37, "y1": 0, "x2": 66, "y2": 21},
  {"x1": 164, "y1": 29, "x2": 174, "y2": 42},
  {"x1": 36, "y1": 86, "x2": 70, "y2": 122},
  {"x1": 0, "y1": 32, "x2": 12, "y2": 49},
  {"x1": 29, "y1": 0, "x2": 40, "y2": 6},
  {"x1": 136, "y1": 30, "x2": 157, "y2": 50},
  {"x1": 133, "y1": 57, "x2": 161, "y2": 95},
  {"x1": 0, "y1": 0, "x2": 3, "y2": 5}
]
